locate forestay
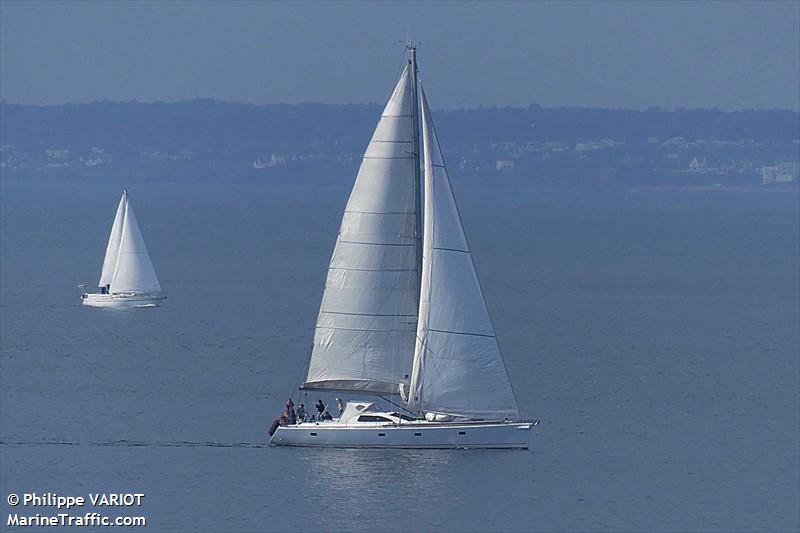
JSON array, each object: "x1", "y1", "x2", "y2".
[
  {"x1": 109, "y1": 195, "x2": 161, "y2": 294},
  {"x1": 98, "y1": 192, "x2": 126, "y2": 288},
  {"x1": 304, "y1": 65, "x2": 421, "y2": 394},
  {"x1": 408, "y1": 87, "x2": 519, "y2": 419}
]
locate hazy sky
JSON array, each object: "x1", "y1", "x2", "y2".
[{"x1": 1, "y1": 1, "x2": 798, "y2": 110}]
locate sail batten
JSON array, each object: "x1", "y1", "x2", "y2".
[
  {"x1": 407, "y1": 86, "x2": 519, "y2": 420},
  {"x1": 304, "y1": 64, "x2": 421, "y2": 393}
]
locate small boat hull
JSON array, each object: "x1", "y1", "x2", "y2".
[
  {"x1": 81, "y1": 293, "x2": 166, "y2": 308},
  {"x1": 270, "y1": 420, "x2": 533, "y2": 449}
]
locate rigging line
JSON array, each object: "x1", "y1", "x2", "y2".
[
  {"x1": 378, "y1": 395, "x2": 418, "y2": 417},
  {"x1": 389, "y1": 44, "x2": 409, "y2": 98},
  {"x1": 287, "y1": 341, "x2": 314, "y2": 408}
]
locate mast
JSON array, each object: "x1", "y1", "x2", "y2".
[{"x1": 408, "y1": 42, "x2": 423, "y2": 292}]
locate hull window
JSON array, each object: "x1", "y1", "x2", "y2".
[{"x1": 358, "y1": 415, "x2": 393, "y2": 423}]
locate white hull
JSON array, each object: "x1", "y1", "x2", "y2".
[
  {"x1": 270, "y1": 420, "x2": 533, "y2": 449},
  {"x1": 81, "y1": 292, "x2": 166, "y2": 308}
]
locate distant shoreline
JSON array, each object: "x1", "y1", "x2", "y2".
[{"x1": 629, "y1": 185, "x2": 800, "y2": 193}]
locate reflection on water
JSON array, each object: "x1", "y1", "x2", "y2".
[{"x1": 303, "y1": 447, "x2": 454, "y2": 493}]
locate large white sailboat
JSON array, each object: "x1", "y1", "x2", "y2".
[
  {"x1": 81, "y1": 190, "x2": 165, "y2": 308},
  {"x1": 270, "y1": 46, "x2": 534, "y2": 449}
]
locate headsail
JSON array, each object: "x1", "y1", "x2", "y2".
[
  {"x1": 98, "y1": 192, "x2": 126, "y2": 288},
  {"x1": 408, "y1": 87, "x2": 519, "y2": 419},
  {"x1": 303, "y1": 64, "x2": 421, "y2": 394},
  {"x1": 110, "y1": 194, "x2": 161, "y2": 294}
]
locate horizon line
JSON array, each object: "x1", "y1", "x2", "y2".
[{"x1": 1, "y1": 98, "x2": 798, "y2": 114}]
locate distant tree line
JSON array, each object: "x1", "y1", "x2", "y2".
[{"x1": 1, "y1": 99, "x2": 797, "y2": 154}]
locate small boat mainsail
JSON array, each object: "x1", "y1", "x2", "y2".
[
  {"x1": 82, "y1": 190, "x2": 165, "y2": 308},
  {"x1": 270, "y1": 45, "x2": 534, "y2": 449}
]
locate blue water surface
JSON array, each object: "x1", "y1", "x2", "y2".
[{"x1": 1, "y1": 177, "x2": 798, "y2": 532}]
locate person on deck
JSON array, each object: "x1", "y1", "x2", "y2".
[
  {"x1": 336, "y1": 398, "x2": 344, "y2": 417},
  {"x1": 321, "y1": 408, "x2": 333, "y2": 421},
  {"x1": 296, "y1": 403, "x2": 306, "y2": 422},
  {"x1": 284, "y1": 398, "x2": 296, "y2": 425},
  {"x1": 315, "y1": 399, "x2": 325, "y2": 419}
]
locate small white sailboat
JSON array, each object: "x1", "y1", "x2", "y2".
[
  {"x1": 270, "y1": 46, "x2": 535, "y2": 449},
  {"x1": 81, "y1": 190, "x2": 165, "y2": 308}
]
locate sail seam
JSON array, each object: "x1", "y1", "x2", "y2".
[
  {"x1": 328, "y1": 267, "x2": 417, "y2": 272},
  {"x1": 371, "y1": 140, "x2": 413, "y2": 143},
  {"x1": 433, "y1": 246, "x2": 470, "y2": 254},
  {"x1": 338, "y1": 241, "x2": 415, "y2": 247},
  {"x1": 362, "y1": 156, "x2": 415, "y2": 160},
  {"x1": 315, "y1": 326, "x2": 415, "y2": 332},
  {"x1": 427, "y1": 328, "x2": 496, "y2": 339},
  {"x1": 321, "y1": 311, "x2": 417, "y2": 317},
  {"x1": 381, "y1": 114, "x2": 413, "y2": 118},
  {"x1": 344, "y1": 210, "x2": 415, "y2": 215}
]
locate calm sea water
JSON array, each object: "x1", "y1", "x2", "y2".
[{"x1": 1, "y1": 177, "x2": 798, "y2": 532}]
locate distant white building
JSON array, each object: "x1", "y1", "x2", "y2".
[
  {"x1": 688, "y1": 157, "x2": 707, "y2": 172},
  {"x1": 575, "y1": 139, "x2": 622, "y2": 152},
  {"x1": 253, "y1": 153, "x2": 288, "y2": 168},
  {"x1": 45, "y1": 149, "x2": 69, "y2": 159},
  {"x1": 761, "y1": 161, "x2": 799, "y2": 185},
  {"x1": 81, "y1": 146, "x2": 109, "y2": 167},
  {"x1": 268, "y1": 153, "x2": 288, "y2": 167}
]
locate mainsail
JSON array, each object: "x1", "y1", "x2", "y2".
[
  {"x1": 407, "y1": 87, "x2": 519, "y2": 419},
  {"x1": 98, "y1": 192, "x2": 126, "y2": 288},
  {"x1": 108, "y1": 194, "x2": 161, "y2": 294},
  {"x1": 304, "y1": 64, "x2": 421, "y2": 394}
]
